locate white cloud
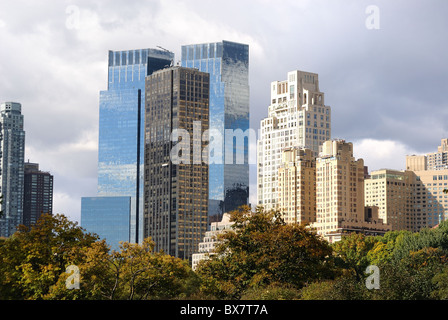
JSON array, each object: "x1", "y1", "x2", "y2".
[
  {"x1": 53, "y1": 191, "x2": 83, "y2": 223},
  {"x1": 353, "y1": 138, "x2": 423, "y2": 173}
]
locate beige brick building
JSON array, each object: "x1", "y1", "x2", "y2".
[
  {"x1": 257, "y1": 70, "x2": 331, "y2": 211},
  {"x1": 365, "y1": 169, "x2": 416, "y2": 231},
  {"x1": 278, "y1": 147, "x2": 316, "y2": 224},
  {"x1": 312, "y1": 140, "x2": 390, "y2": 242},
  {"x1": 411, "y1": 169, "x2": 448, "y2": 229}
]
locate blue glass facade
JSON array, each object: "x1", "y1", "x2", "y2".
[
  {"x1": 81, "y1": 197, "x2": 131, "y2": 250},
  {"x1": 0, "y1": 102, "x2": 25, "y2": 238},
  {"x1": 81, "y1": 48, "x2": 174, "y2": 248},
  {"x1": 181, "y1": 41, "x2": 249, "y2": 220}
]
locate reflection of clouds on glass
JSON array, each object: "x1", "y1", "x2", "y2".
[{"x1": 181, "y1": 41, "x2": 250, "y2": 213}]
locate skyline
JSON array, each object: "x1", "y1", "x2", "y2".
[{"x1": 1, "y1": 0, "x2": 447, "y2": 223}]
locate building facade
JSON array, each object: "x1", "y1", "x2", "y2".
[
  {"x1": 23, "y1": 161, "x2": 53, "y2": 229},
  {"x1": 364, "y1": 169, "x2": 416, "y2": 231},
  {"x1": 313, "y1": 140, "x2": 389, "y2": 242},
  {"x1": 426, "y1": 139, "x2": 448, "y2": 170},
  {"x1": 144, "y1": 66, "x2": 209, "y2": 261},
  {"x1": 0, "y1": 102, "x2": 25, "y2": 237},
  {"x1": 404, "y1": 139, "x2": 448, "y2": 229},
  {"x1": 191, "y1": 212, "x2": 233, "y2": 270},
  {"x1": 81, "y1": 196, "x2": 131, "y2": 249},
  {"x1": 81, "y1": 48, "x2": 174, "y2": 247},
  {"x1": 277, "y1": 147, "x2": 316, "y2": 224},
  {"x1": 258, "y1": 70, "x2": 331, "y2": 211},
  {"x1": 181, "y1": 41, "x2": 250, "y2": 221},
  {"x1": 411, "y1": 169, "x2": 448, "y2": 229}
]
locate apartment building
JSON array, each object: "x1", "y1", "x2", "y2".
[
  {"x1": 365, "y1": 169, "x2": 416, "y2": 231},
  {"x1": 277, "y1": 147, "x2": 316, "y2": 224},
  {"x1": 258, "y1": 70, "x2": 331, "y2": 211},
  {"x1": 313, "y1": 140, "x2": 390, "y2": 242}
]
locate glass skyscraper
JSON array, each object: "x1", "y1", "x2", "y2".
[
  {"x1": 0, "y1": 102, "x2": 25, "y2": 237},
  {"x1": 81, "y1": 48, "x2": 174, "y2": 248},
  {"x1": 181, "y1": 41, "x2": 250, "y2": 221}
]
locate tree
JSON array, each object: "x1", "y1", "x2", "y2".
[
  {"x1": 195, "y1": 206, "x2": 336, "y2": 299},
  {"x1": 332, "y1": 233, "x2": 378, "y2": 281},
  {"x1": 46, "y1": 238, "x2": 196, "y2": 300},
  {"x1": 370, "y1": 247, "x2": 448, "y2": 300},
  {"x1": 431, "y1": 266, "x2": 448, "y2": 300},
  {"x1": 0, "y1": 213, "x2": 98, "y2": 299}
]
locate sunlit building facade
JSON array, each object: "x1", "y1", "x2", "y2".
[
  {"x1": 313, "y1": 140, "x2": 390, "y2": 242},
  {"x1": 364, "y1": 169, "x2": 415, "y2": 231},
  {"x1": 258, "y1": 70, "x2": 331, "y2": 211},
  {"x1": 277, "y1": 147, "x2": 316, "y2": 224}
]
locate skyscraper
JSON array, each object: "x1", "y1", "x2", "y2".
[
  {"x1": 181, "y1": 41, "x2": 249, "y2": 220},
  {"x1": 81, "y1": 48, "x2": 174, "y2": 248},
  {"x1": 257, "y1": 70, "x2": 331, "y2": 211},
  {"x1": 0, "y1": 102, "x2": 25, "y2": 237},
  {"x1": 23, "y1": 161, "x2": 53, "y2": 229},
  {"x1": 144, "y1": 66, "x2": 210, "y2": 261},
  {"x1": 313, "y1": 139, "x2": 389, "y2": 242}
]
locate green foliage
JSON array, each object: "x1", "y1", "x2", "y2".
[
  {"x1": 0, "y1": 213, "x2": 98, "y2": 299},
  {"x1": 195, "y1": 206, "x2": 336, "y2": 299},
  {"x1": 332, "y1": 233, "x2": 377, "y2": 280},
  {"x1": 240, "y1": 283, "x2": 301, "y2": 300},
  {"x1": 431, "y1": 266, "x2": 448, "y2": 300},
  {"x1": 0, "y1": 214, "x2": 197, "y2": 300},
  {"x1": 2, "y1": 207, "x2": 448, "y2": 300}
]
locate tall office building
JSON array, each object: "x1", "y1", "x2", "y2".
[
  {"x1": 144, "y1": 66, "x2": 210, "y2": 261},
  {"x1": 258, "y1": 70, "x2": 331, "y2": 211},
  {"x1": 0, "y1": 102, "x2": 25, "y2": 237},
  {"x1": 81, "y1": 48, "x2": 174, "y2": 248},
  {"x1": 181, "y1": 41, "x2": 249, "y2": 220},
  {"x1": 277, "y1": 147, "x2": 316, "y2": 224},
  {"x1": 23, "y1": 161, "x2": 53, "y2": 229}
]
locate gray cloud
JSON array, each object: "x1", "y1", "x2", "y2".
[{"x1": 1, "y1": 0, "x2": 447, "y2": 221}]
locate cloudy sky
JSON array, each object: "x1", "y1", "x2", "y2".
[{"x1": 1, "y1": 0, "x2": 447, "y2": 223}]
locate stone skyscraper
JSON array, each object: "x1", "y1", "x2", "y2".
[{"x1": 257, "y1": 70, "x2": 331, "y2": 211}]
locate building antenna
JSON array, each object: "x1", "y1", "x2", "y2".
[{"x1": 157, "y1": 46, "x2": 172, "y2": 53}]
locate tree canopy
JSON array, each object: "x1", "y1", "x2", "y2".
[{"x1": 2, "y1": 208, "x2": 448, "y2": 300}]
